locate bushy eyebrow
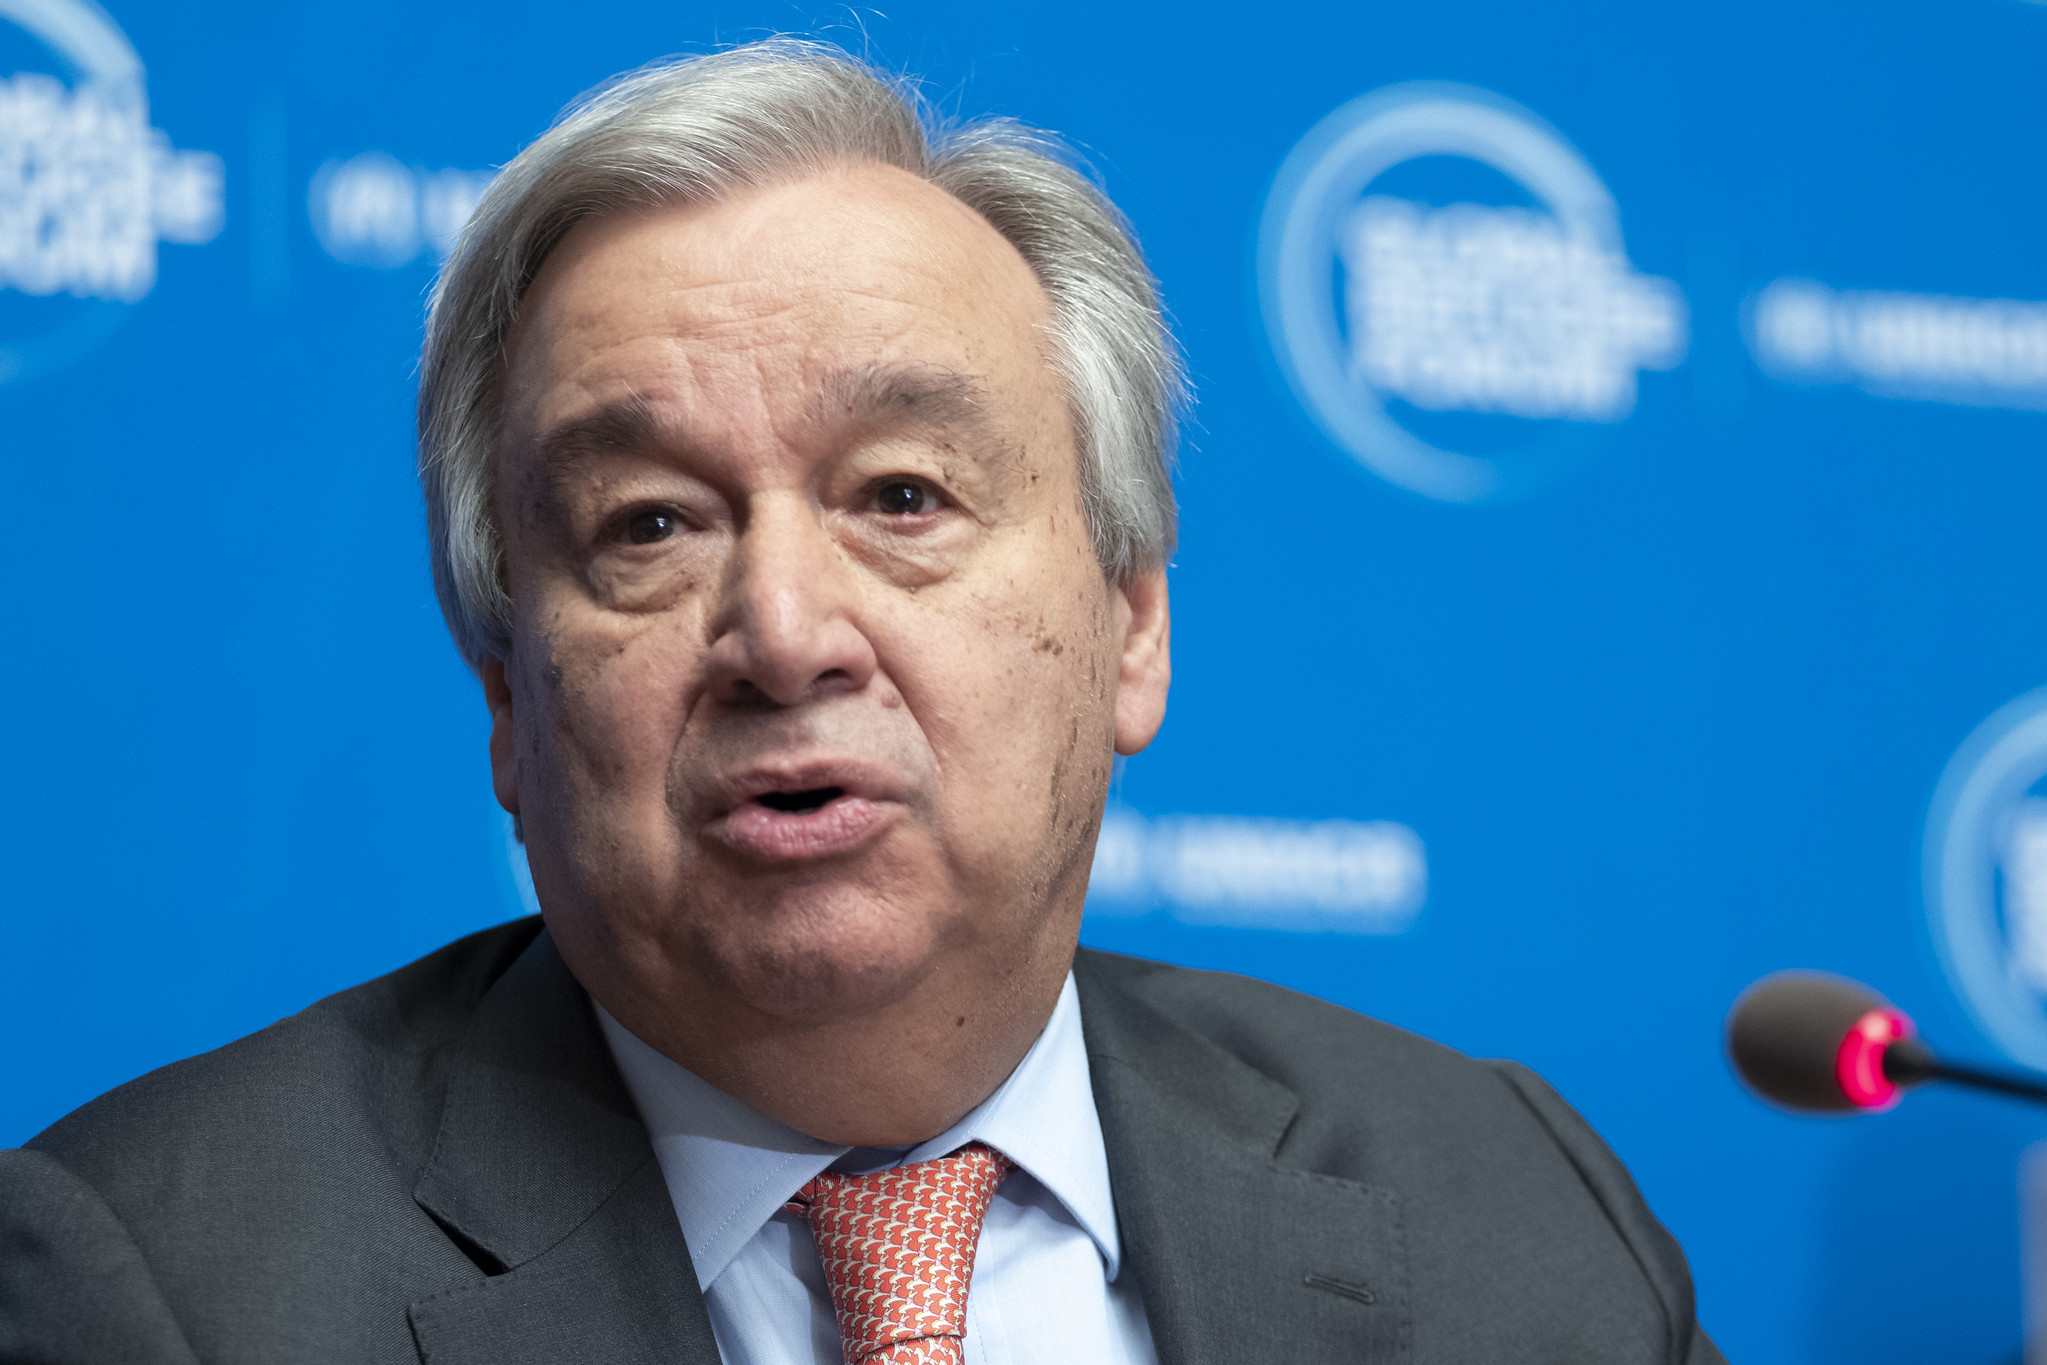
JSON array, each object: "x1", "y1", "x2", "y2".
[
  {"x1": 815, "y1": 362, "x2": 993, "y2": 433},
  {"x1": 527, "y1": 362, "x2": 998, "y2": 487},
  {"x1": 532, "y1": 395, "x2": 663, "y2": 479}
]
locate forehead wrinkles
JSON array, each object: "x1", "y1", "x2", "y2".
[
  {"x1": 512, "y1": 284, "x2": 940, "y2": 439},
  {"x1": 500, "y1": 172, "x2": 1064, "y2": 493},
  {"x1": 519, "y1": 359, "x2": 1007, "y2": 499}
]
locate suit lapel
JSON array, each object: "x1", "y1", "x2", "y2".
[
  {"x1": 1076, "y1": 953, "x2": 1410, "y2": 1365},
  {"x1": 399, "y1": 932, "x2": 1405, "y2": 1363},
  {"x1": 406, "y1": 930, "x2": 721, "y2": 1365}
]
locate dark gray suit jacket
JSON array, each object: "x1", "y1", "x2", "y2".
[{"x1": 0, "y1": 918, "x2": 1726, "y2": 1364}]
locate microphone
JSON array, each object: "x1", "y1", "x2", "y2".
[{"x1": 1725, "y1": 970, "x2": 2047, "y2": 1112}]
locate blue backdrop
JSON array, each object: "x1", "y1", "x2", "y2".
[{"x1": 6, "y1": 1, "x2": 2047, "y2": 1359}]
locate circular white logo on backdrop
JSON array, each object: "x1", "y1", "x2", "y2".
[
  {"x1": 1925, "y1": 688, "x2": 2047, "y2": 1071},
  {"x1": 1257, "y1": 82, "x2": 1688, "y2": 503},
  {"x1": 0, "y1": 0, "x2": 223, "y2": 384}
]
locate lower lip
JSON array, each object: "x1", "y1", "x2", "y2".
[{"x1": 711, "y1": 795, "x2": 893, "y2": 862}]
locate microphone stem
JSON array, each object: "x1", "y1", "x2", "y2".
[
  {"x1": 1925, "y1": 1059, "x2": 2047, "y2": 1104},
  {"x1": 1884, "y1": 1039, "x2": 2047, "y2": 1105}
]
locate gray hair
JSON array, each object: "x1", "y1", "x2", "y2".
[{"x1": 418, "y1": 38, "x2": 1184, "y2": 670}]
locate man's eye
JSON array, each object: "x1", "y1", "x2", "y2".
[
  {"x1": 624, "y1": 509, "x2": 678, "y2": 544},
  {"x1": 874, "y1": 481, "x2": 939, "y2": 516}
]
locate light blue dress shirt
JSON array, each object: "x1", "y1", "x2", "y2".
[{"x1": 597, "y1": 975, "x2": 1158, "y2": 1365}]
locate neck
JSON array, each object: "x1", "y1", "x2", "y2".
[{"x1": 578, "y1": 918, "x2": 1080, "y2": 1147}]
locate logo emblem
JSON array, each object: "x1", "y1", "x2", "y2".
[
  {"x1": 1925, "y1": 688, "x2": 2047, "y2": 1071},
  {"x1": 0, "y1": 0, "x2": 223, "y2": 384},
  {"x1": 309, "y1": 151, "x2": 494, "y2": 270},
  {"x1": 1258, "y1": 82, "x2": 1686, "y2": 502},
  {"x1": 1749, "y1": 277, "x2": 2047, "y2": 411},
  {"x1": 1088, "y1": 808, "x2": 1426, "y2": 935}
]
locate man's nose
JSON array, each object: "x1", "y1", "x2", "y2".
[{"x1": 702, "y1": 497, "x2": 878, "y2": 709}]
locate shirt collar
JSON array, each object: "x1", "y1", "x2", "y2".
[{"x1": 597, "y1": 973, "x2": 1120, "y2": 1291}]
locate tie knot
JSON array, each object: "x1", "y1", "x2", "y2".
[{"x1": 791, "y1": 1143, "x2": 1013, "y2": 1365}]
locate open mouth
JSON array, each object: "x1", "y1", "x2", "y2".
[
  {"x1": 753, "y1": 786, "x2": 845, "y2": 814},
  {"x1": 712, "y1": 776, "x2": 890, "y2": 861}
]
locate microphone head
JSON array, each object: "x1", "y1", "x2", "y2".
[{"x1": 1726, "y1": 970, "x2": 1916, "y2": 1113}]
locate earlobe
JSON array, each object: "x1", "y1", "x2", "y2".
[
  {"x1": 1112, "y1": 569, "x2": 1171, "y2": 757},
  {"x1": 482, "y1": 657, "x2": 521, "y2": 816}
]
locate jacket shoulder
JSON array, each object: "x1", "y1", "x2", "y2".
[
  {"x1": 1075, "y1": 948, "x2": 1705, "y2": 1362},
  {"x1": 1076, "y1": 946, "x2": 1506, "y2": 1103},
  {"x1": 10, "y1": 918, "x2": 544, "y2": 1363},
  {"x1": 1076, "y1": 946, "x2": 1655, "y2": 1198},
  {"x1": 0, "y1": 1147, "x2": 202, "y2": 1364},
  {"x1": 27, "y1": 916, "x2": 543, "y2": 1194}
]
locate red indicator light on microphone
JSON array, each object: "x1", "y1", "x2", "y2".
[
  {"x1": 1731, "y1": 970, "x2": 2047, "y2": 1113},
  {"x1": 1835, "y1": 1006, "x2": 1913, "y2": 1110}
]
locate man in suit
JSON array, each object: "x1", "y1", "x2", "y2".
[{"x1": 0, "y1": 40, "x2": 1724, "y2": 1365}]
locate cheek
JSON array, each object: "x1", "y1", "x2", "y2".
[
  {"x1": 517, "y1": 610, "x2": 705, "y2": 804},
  {"x1": 897, "y1": 573, "x2": 1120, "y2": 806},
  {"x1": 583, "y1": 538, "x2": 718, "y2": 614}
]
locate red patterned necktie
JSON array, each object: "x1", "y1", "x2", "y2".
[{"x1": 788, "y1": 1142, "x2": 1014, "y2": 1365}]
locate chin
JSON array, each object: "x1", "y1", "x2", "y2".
[{"x1": 692, "y1": 881, "x2": 958, "y2": 1024}]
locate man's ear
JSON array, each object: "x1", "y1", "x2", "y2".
[
  {"x1": 482, "y1": 657, "x2": 520, "y2": 817},
  {"x1": 1112, "y1": 568, "x2": 1170, "y2": 757}
]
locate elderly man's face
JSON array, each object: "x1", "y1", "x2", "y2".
[{"x1": 489, "y1": 163, "x2": 1168, "y2": 1055}]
